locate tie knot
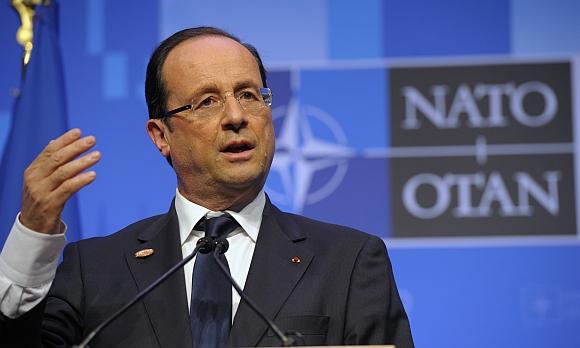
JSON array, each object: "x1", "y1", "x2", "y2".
[{"x1": 200, "y1": 213, "x2": 239, "y2": 239}]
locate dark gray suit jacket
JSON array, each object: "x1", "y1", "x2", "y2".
[{"x1": 1, "y1": 199, "x2": 414, "y2": 347}]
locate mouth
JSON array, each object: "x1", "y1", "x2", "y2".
[{"x1": 221, "y1": 140, "x2": 256, "y2": 158}]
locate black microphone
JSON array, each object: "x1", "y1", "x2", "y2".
[
  {"x1": 72, "y1": 236, "x2": 215, "y2": 348},
  {"x1": 212, "y1": 238, "x2": 304, "y2": 347}
]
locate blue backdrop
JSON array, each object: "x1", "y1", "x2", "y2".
[{"x1": 1, "y1": 1, "x2": 579, "y2": 347}]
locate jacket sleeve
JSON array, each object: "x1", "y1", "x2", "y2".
[
  {"x1": 0, "y1": 297, "x2": 46, "y2": 348},
  {"x1": 41, "y1": 241, "x2": 85, "y2": 347},
  {"x1": 343, "y1": 235, "x2": 415, "y2": 348}
]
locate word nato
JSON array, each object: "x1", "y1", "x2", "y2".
[{"x1": 402, "y1": 81, "x2": 557, "y2": 129}]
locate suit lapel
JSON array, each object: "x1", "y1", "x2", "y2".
[
  {"x1": 124, "y1": 202, "x2": 192, "y2": 347},
  {"x1": 229, "y1": 200, "x2": 313, "y2": 347}
]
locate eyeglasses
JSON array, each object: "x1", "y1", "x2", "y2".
[{"x1": 158, "y1": 87, "x2": 272, "y2": 119}]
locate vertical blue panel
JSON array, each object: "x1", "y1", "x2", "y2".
[
  {"x1": 0, "y1": 111, "x2": 10, "y2": 155},
  {"x1": 103, "y1": 52, "x2": 128, "y2": 99},
  {"x1": 86, "y1": 0, "x2": 104, "y2": 55},
  {"x1": 328, "y1": 0, "x2": 383, "y2": 59},
  {"x1": 383, "y1": 0, "x2": 511, "y2": 57},
  {"x1": 512, "y1": 0, "x2": 580, "y2": 54}
]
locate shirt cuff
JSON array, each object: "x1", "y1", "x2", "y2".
[{"x1": 0, "y1": 213, "x2": 66, "y2": 287}]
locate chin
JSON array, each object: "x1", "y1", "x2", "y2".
[{"x1": 219, "y1": 171, "x2": 266, "y2": 189}]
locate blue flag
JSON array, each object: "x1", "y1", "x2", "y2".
[{"x1": 0, "y1": 1, "x2": 81, "y2": 247}]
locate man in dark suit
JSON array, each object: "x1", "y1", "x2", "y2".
[{"x1": 0, "y1": 27, "x2": 414, "y2": 347}]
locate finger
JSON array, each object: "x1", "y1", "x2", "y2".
[
  {"x1": 49, "y1": 170, "x2": 98, "y2": 206},
  {"x1": 21, "y1": 171, "x2": 97, "y2": 234},
  {"x1": 44, "y1": 128, "x2": 83, "y2": 153},
  {"x1": 43, "y1": 150, "x2": 101, "y2": 191},
  {"x1": 28, "y1": 135, "x2": 96, "y2": 180}
]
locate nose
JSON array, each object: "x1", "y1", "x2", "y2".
[{"x1": 221, "y1": 93, "x2": 247, "y2": 132}]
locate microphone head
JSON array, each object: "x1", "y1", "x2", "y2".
[
  {"x1": 214, "y1": 238, "x2": 229, "y2": 254},
  {"x1": 197, "y1": 236, "x2": 215, "y2": 254}
]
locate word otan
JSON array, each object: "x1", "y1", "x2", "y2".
[{"x1": 402, "y1": 171, "x2": 561, "y2": 219}]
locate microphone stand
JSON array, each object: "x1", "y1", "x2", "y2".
[
  {"x1": 212, "y1": 239, "x2": 302, "y2": 347},
  {"x1": 72, "y1": 236, "x2": 215, "y2": 348}
]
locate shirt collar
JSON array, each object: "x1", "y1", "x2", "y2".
[{"x1": 174, "y1": 188, "x2": 265, "y2": 245}]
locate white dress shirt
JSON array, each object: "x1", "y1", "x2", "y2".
[
  {"x1": 0, "y1": 190, "x2": 264, "y2": 322},
  {"x1": 0, "y1": 214, "x2": 65, "y2": 318},
  {"x1": 175, "y1": 188, "x2": 264, "y2": 321}
]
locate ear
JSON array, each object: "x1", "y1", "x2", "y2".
[{"x1": 146, "y1": 119, "x2": 171, "y2": 158}]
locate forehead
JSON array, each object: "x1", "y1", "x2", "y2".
[{"x1": 162, "y1": 35, "x2": 262, "y2": 93}]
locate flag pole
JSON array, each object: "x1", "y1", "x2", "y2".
[{"x1": 12, "y1": 0, "x2": 44, "y2": 69}]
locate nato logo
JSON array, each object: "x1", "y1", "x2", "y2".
[
  {"x1": 389, "y1": 61, "x2": 576, "y2": 238},
  {"x1": 265, "y1": 69, "x2": 392, "y2": 238},
  {"x1": 264, "y1": 62, "x2": 576, "y2": 240}
]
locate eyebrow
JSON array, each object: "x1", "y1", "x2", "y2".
[
  {"x1": 189, "y1": 83, "x2": 220, "y2": 99},
  {"x1": 188, "y1": 80, "x2": 260, "y2": 97},
  {"x1": 232, "y1": 80, "x2": 261, "y2": 91}
]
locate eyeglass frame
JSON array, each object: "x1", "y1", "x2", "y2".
[{"x1": 155, "y1": 87, "x2": 272, "y2": 119}]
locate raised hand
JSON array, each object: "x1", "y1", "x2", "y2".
[{"x1": 19, "y1": 129, "x2": 101, "y2": 234}]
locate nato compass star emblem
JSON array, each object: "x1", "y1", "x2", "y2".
[{"x1": 266, "y1": 98, "x2": 355, "y2": 213}]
